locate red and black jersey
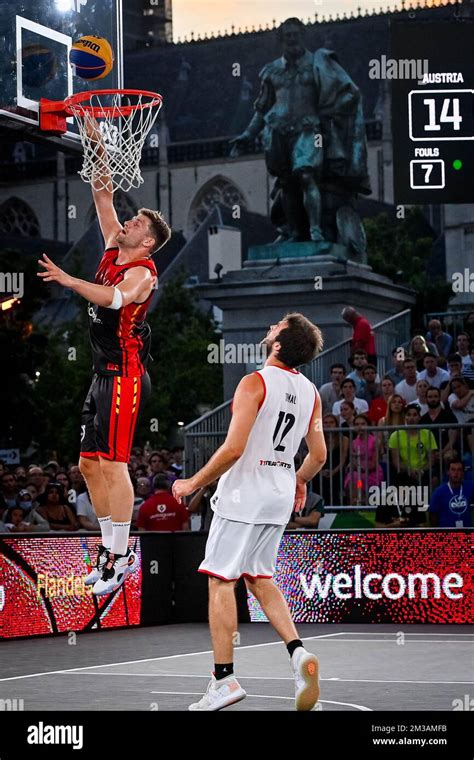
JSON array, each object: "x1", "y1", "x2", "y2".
[{"x1": 88, "y1": 247, "x2": 157, "y2": 377}]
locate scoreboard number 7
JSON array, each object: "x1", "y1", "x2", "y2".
[
  {"x1": 421, "y1": 163, "x2": 432, "y2": 182},
  {"x1": 423, "y1": 98, "x2": 462, "y2": 132}
]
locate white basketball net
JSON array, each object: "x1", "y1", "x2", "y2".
[{"x1": 67, "y1": 91, "x2": 162, "y2": 193}]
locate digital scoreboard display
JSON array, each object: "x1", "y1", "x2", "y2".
[{"x1": 391, "y1": 21, "x2": 473, "y2": 203}]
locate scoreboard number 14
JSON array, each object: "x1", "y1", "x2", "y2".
[
  {"x1": 409, "y1": 89, "x2": 473, "y2": 141},
  {"x1": 423, "y1": 97, "x2": 461, "y2": 132}
]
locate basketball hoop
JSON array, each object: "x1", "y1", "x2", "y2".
[{"x1": 40, "y1": 89, "x2": 163, "y2": 193}]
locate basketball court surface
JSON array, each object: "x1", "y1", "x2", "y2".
[{"x1": 1, "y1": 624, "x2": 472, "y2": 711}]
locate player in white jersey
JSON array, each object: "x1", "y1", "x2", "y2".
[{"x1": 173, "y1": 313, "x2": 327, "y2": 711}]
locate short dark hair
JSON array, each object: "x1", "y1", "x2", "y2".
[
  {"x1": 448, "y1": 459, "x2": 464, "y2": 469},
  {"x1": 278, "y1": 17, "x2": 305, "y2": 40},
  {"x1": 405, "y1": 403, "x2": 421, "y2": 414},
  {"x1": 403, "y1": 357, "x2": 416, "y2": 366},
  {"x1": 139, "y1": 208, "x2": 171, "y2": 253},
  {"x1": 330, "y1": 363, "x2": 346, "y2": 373},
  {"x1": 340, "y1": 400, "x2": 355, "y2": 410},
  {"x1": 352, "y1": 350, "x2": 368, "y2": 358},
  {"x1": 354, "y1": 413, "x2": 370, "y2": 425},
  {"x1": 423, "y1": 352, "x2": 437, "y2": 360},
  {"x1": 341, "y1": 378, "x2": 356, "y2": 389},
  {"x1": 363, "y1": 363, "x2": 377, "y2": 373},
  {"x1": 275, "y1": 313, "x2": 323, "y2": 368},
  {"x1": 153, "y1": 474, "x2": 170, "y2": 491},
  {"x1": 5, "y1": 506, "x2": 25, "y2": 522},
  {"x1": 426, "y1": 386, "x2": 440, "y2": 395},
  {"x1": 44, "y1": 482, "x2": 66, "y2": 503},
  {"x1": 447, "y1": 353, "x2": 462, "y2": 365},
  {"x1": 382, "y1": 375, "x2": 395, "y2": 384}
]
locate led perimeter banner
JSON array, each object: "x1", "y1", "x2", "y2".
[
  {"x1": 0, "y1": 536, "x2": 142, "y2": 639},
  {"x1": 1, "y1": 530, "x2": 472, "y2": 638},
  {"x1": 247, "y1": 530, "x2": 473, "y2": 623}
]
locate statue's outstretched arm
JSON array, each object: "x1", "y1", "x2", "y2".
[{"x1": 230, "y1": 78, "x2": 275, "y2": 155}]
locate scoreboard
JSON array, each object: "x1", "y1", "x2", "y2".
[{"x1": 391, "y1": 21, "x2": 473, "y2": 203}]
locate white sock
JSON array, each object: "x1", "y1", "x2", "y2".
[
  {"x1": 111, "y1": 521, "x2": 131, "y2": 556},
  {"x1": 98, "y1": 516, "x2": 113, "y2": 550}
]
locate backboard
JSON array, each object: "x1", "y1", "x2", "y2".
[{"x1": 0, "y1": 0, "x2": 123, "y2": 149}]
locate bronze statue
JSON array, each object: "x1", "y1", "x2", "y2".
[{"x1": 230, "y1": 17, "x2": 372, "y2": 260}]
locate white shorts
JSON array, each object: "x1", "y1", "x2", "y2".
[{"x1": 198, "y1": 513, "x2": 285, "y2": 581}]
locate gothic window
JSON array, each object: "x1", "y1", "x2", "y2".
[
  {"x1": 189, "y1": 177, "x2": 246, "y2": 233},
  {"x1": 0, "y1": 197, "x2": 40, "y2": 237}
]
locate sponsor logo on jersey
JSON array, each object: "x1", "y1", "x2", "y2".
[
  {"x1": 259, "y1": 459, "x2": 292, "y2": 469},
  {"x1": 88, "y1": 305, "x2": 102, "y2": 324}
]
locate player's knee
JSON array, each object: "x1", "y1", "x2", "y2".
[
  {"x1": 208, "y1": 576, "x2": 235, "y2": 591},
  {"x1": 244, "y1": 576, "x2": 269, "y2": 595},
  {"x1": 99, "y1": 457, "x2": 128, "y2": 482},
  {"x1": 79, "y1": 456, "x2": 98, "y2": 477}
]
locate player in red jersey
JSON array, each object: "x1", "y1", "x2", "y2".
[{"x1": 38, "y1": 120, "x2": 171, "y2": 594}]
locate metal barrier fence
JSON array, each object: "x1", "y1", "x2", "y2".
[
  {"x1": 301, "y1": 309, "x2": 411, "y2": 387},
  {"x1": 424, "y1": 311, "x2": 473, "y2": 345},
  {"x1": 185, "y1": 421, "x2": 473, "y2": 525},
  {"x1": 184, "y1": 309, "x2": 411, "y2": 474},
  {"x1": 311, "y1": 422, "x2": 473, "y2": 513}
]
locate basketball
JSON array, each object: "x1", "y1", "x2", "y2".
[{"x1": 69, "y1": 36, "x2": 114, "y2": 80}]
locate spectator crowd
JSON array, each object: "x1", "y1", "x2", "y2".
[
  {"x1": 0, "y1": 446, "x2": 190, "y2": 535},
  {"x1": 1, "y1": 311, "x2": 473, "y2": 533},
  {"x1": 314, "y1": 310, "x2": 474, "y2": 528}
]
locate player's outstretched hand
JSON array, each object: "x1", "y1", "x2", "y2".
[
  {"x1": 37, "y1": 254, "x2": 74, "y2": 288},
  {"x1": 84, "y1": 113, "x2": 103, "y2": 143},
  {"x1": 293, "y1": 480, "x2": 307, "y2": 513},
  {"x1": 172, "y1": 478, "x2": 197, "y2": 504}
]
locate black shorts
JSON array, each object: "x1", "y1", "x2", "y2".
[{"x1": 80, "y1": 372, "x2": 151, "y2": 463}]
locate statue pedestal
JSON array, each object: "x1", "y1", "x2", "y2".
[
  {"x1": 197, "y1": 245, "x2": 416, "y2": 398},
  {"x1": 247, "y1": 241, "x2": 351, "y2": 261}
]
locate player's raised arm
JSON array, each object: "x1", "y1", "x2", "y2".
[
  {"x1": 84, "y1": 114, "x2": 122, "y2": 246},
  {"x1": 37, "y1": 256, "x2": 154, "y2": 309}
]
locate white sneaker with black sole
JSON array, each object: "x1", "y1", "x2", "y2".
[
  {"x1": 188, "y1": 674, "x2": 246, "y2": 711},
  {"x1": 84, "y1": 544, "x2": 108, "y2": 586},
  {"x1": 291, "y1": 647, "x2": 320, "y2": 711},
  {"x1": 92, "y1": 548, "x2": 139, "y2": 595}
]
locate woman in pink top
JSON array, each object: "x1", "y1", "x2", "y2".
[{"x1": 344, "y1": 414, "x2": 384, "y2": 505}]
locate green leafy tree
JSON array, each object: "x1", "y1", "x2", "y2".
[
  {"x1": 1, "y1": 248, "x2": 225, "y2": 460},
  {"x1": 364, "y1": 207, "x2": 452, "y2": 326},
  {"x1": 0, "y1": 249, "x2": 49, "y2": 451},
  {"x1": 137, "y1": 274, "x2": 223, "y2": 447},
  {"x1": 32, "y1": 309, "x2": 92, "y2": 462}
]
